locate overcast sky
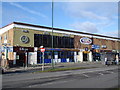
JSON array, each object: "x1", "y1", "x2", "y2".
[{"x1": 1, "y1": 1, "x2": 118, "y2": 37}]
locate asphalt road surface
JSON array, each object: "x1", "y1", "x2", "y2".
[{"x1": 2, "y1": 66, "x2": 119, "y2": 88}]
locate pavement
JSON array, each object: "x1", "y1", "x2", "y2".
[{"x1": 3, "y1": 61, "x2": 114, "y2": 73}]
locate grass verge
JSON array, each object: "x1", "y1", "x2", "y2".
[{"x1": 35, "y1": 66, "x2": 97, "y2": 73}]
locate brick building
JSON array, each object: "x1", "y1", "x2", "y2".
[{"x1": 0, "y1": 22, "x2": 119, "y2": 67}]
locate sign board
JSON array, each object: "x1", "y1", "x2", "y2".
[
  {"x1": 80, "y1": 37, "x2": 92, "y2": 45},
  {"x1": 85, "y1": 47, "x2": 88, "y2": 51},
  {"x1": 13, "y1": 47, "x2": 34, "y2": 52},
  {"x1": 0, "y1": 47, "x2": 4, "y2": 52},
  {"x1": 34, "y1": 47, "x2": 38, "y2": 52},
  {"x1": 20, "y1": 36, "x2": 29, "y2": 44},
  {"x1": 101, "y1": 45, "x2": 107, "y2": 49},
  {"x1": 0, "y1": 47, "x2": 13, "y2": 52},
  {"x1": 47, "y1": 49, "x2": 61, "y2": 51},
  {"x1": 92, "y1": 45, "x2": 100, "y2": 49},
  {"x1": 8, "y1": 47, "x2": 13, "y2": 52},
  {"x1": 40, "y1": 48, "x2": 45, "y2": 52}
]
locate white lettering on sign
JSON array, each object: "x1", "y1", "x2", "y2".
[
  {"x1": 40, "y1": 48, "x2": 45, "y2": 52},
  {"x1": 19, "y1": 48, "x2": 28, "y2": 51},
  {"x1": 101, "y1": 45, "x2": 107, "y2": 49},
  {"x1": 80, "y1": 37, "x2": 92, "y2": 45}
]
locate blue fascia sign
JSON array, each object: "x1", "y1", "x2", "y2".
[
  {"x1": 92, "y1": 45, "x2": 100, "y2": 49},
  {"x1": 1, "y1": 47, "x2": 13, "y2": 52},
  {"x1": 47, "y1": 49, "x2": 61, "y2": 51},
  {"x1": 8, "y1": 47, "x2": 13, "y2": 52}
]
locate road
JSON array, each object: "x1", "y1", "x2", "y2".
[{"x1": 2, "y1": 66, "x2": 119, "y2": 88}]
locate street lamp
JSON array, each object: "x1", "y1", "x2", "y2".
[{"x1": 51, "y1": 0, "x2": 54, "y2": 69}]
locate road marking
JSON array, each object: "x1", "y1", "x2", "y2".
[
  {"x1": 98, "y1": 73, "x2": 104, "y2": 75},
  {"x1": 40, "y1": 80, "x2": 68, "y2": 86},
  {"x1": 28, "y1": 84, "x2": 39, "y2": 88},
  {"x1": 82, "y1": 74, "x2": 90, "y2": 77},
  {"x1": 106, "y1": 71, "x2": 114, "y2": 73},
  {"x1": 28, "y1": 80, "x2": 74, "y2": 87}
]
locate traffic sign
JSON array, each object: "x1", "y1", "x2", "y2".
[{"x1": 40, "y1": 48, "x2": 45, "y2": 52}]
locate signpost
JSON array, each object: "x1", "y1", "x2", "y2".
[{"x1": 40, "y1": 46, "x2": 45, "y2": 71}]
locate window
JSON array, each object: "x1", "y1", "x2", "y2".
[
  {"x1": 34, "y1": 34, "x2": 43, "y2": 47},
  {"x1": 34, "y1": 34, "x2": 74, "y2": 48},
  {"x1": 58, "y1": 36, "x2": 62, "y2": 48},
  {"x1": 43, "y1": 35, "x2": 47, "y2": 46},
  {"x1": 4, "y1": 34, "x2": 7, "y2": 40},
  {"x1": 64, "y1": 37, "x2": 68, "y2": 48},
  {"x1": 53, "y1": 36, "x2": 58, "y2": 48},
  {"x1": 70, "y1": 38, "x2": 74, "y2": 48}
]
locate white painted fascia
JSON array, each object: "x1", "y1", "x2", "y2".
[
  {"x1": 14, "y1": 24, "x2": 118, "y2": 41},
  {"x1": 93, "y1": 36, "x2": 119, "y2": 41},
  {"x1": 14, "y1": 24, "x2": 93, "y2": 37},
  {"x1": 0, "y1": 24, "x2": 14, "y2": 35},
  {"x1": 14, "y1": 24, "x2": 51, "y2": 32},
  {"x1": 0, "y1": 23, "x2": 119, "y2": 41},
  {"x1": 53, "y1": 30, "x2": 93, "y2": 37}
]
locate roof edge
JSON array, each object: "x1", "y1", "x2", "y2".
[{"x1": 1, "y1": 22, "x2": 120, "y2": 40}]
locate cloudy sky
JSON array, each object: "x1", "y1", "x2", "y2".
[{"x1": 1, "y1": 1, "x2": 118, "y2": 37}]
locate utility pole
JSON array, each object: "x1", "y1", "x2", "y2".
[{"x1": 51, "y1": 0, "x2": 54, "y2": 69}]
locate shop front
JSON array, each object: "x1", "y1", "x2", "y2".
[
  {"x1": 13, "y1": 47, "x2": 34, "y2": 66},
  {"x1": 37, "y1": 48, "x2": 79, "y2": 64}
]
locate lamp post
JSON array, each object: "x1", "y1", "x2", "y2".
[{"x1": 51, "y1": 0, "x2": 54, "y2": 69}]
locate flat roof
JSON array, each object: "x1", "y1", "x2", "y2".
[{"x1": 1, "y1": 22, "x2": 120, "y2": 40}]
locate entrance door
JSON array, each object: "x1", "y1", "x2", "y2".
[
  {"x1": 83, "y1": 53, "x2": 88, "y2": 61},
  {"x1": 16, "y1": 52, "x2": 25, "y2": 66}
]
